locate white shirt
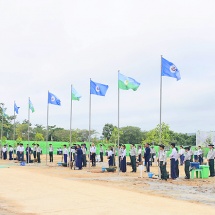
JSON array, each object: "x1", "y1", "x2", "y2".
[
  {"x1": 169, "y1": 148, "x2": 177, "y2": 160},
  {"x1": 121, "y1": 149, "x2": 126, "y2": 159},
  {"x1": 107, "y1": 150, "x2": 113, "y2": 157},
  {"x1": 207, "y1": 149, "x2": 215, "y2": 160},
  {"x1": 158, "y1": 150, "x2": 167, "y2": 164},
  {"x1": 49, "y1": 146, "x2": 54, "y2": 152},
  {"x1": 2, "y1": 147, "x2": 7, "y2": 152},
  {"x1": 198, "y1": 149, "x2": 203, "y2": 156},
  {"x1": 63, "y1": 148, "x2": 68, "y2": 155},
  {"x1": 37, "y1": 147, "x2": 41, "y2": 153},
  {"x1": 179, "y1": 148, "x2": 185, "y2": 155},
  {"x1": 138, "y1": 148, "x2": 142, "y2": 155},
  {"x1": 90, "y1": 146, "x2": 96, "y2": 153},
  {"x1": 19, "y1": 146, "x2": 24, "y2": 152},
  {"x1": 16, "y1": 146, "x2": 20, "y2": 152},
  {"x1": 9, "y1": 147, "x2": 13, "y2": 152}
]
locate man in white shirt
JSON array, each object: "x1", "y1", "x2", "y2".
[
  {"x1": 169, "y1": 143, "x2": 177, "y2": 180},
  {"x1": 16, "y1": 143, "x2": 20, "y2": 161},
  {"x1": 32, "y1": 143, "x2": 37, "y2": 159},
  {"x1": 158, "y1": 144, "x2": 167, "y2": 181},
  {"x1": 9, "y1": 145, "x2": 13, "y2": 160},
  {"x1": 81, "y1": 145, "x2": 87, "y2": 167},
  {"x1": 36, "y1": 144, "x2": 41, "y2": 163},
  {"x1": 207, "y1": 144, "x2": 215, "y2": 177},
  {"x1": 90, "y1": 143, "x2": 96, "y2": 167},
  {"x1": 63, "y1": 145, "x2": 68, "y2": 164},
  {"x1": 49, "y1": 144, "x2": 54, "y2": 162},
  {"x1": 19, "y1": 143, "x2": 25, "y2": 162},
  {"x1": 2, "y1": 145, "x2": 7, "y2": 160},
  {"x1": 198, "y1": 146, "x2": 203, "y2": 164},
  {"x1": 99, "y1": 145, "x2": 104, "y2": 162},
  {"x1": 179, "y1": 146, "x2": 185, "y2": 165}
]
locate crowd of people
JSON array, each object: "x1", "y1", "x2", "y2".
[{"x1": 1, "y1": 142, "x2": 215, "y2": 179}]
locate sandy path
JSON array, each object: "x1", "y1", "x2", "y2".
[{"x1": 0, "y1": 167, "x2": 214, "y2": 215}]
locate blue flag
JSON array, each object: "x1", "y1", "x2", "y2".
[
  {"x1": 48, "y1": 92, "x2": 61, "y2": 106},
  {"x1": 90, "y1": 80, "x2": 109, "y2": 96},
  {"x1": 14, "y1": 102, "x2": 20, "y2": 114},
  {"x1": 161, "y1": 57, "x2": 181, "y2": 81}
]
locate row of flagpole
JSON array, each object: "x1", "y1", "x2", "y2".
[{"x1": 1, "y1": 57, "x2": 181, "y2": 176}]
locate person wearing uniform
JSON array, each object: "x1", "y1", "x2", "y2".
[
  {"x1": 179, "y1": 146, "x2": 185, "y2": 165},
  {"x1": 81, "y1": 145, "x2": 87, "y2": 167},
  {"x1": 107, "y1": 147, "x2": 113, "y2": 167},
  {"x1": 150, "y1": 146, "x2": 156, "y2": 165},
  {"x1": 19, "y1": 143, "x2": 24, "y2": 162},
  {"x1": 194, "y1": 148, "x2": 199, "y2": 162},
  {"x1": 49, "y1": 144, "x2": 54, "y2": 162},
  {"x1": 198, "y1": 146, "x2": 203, "y2": 164},
  {"x1": 9, "y1": 145, "x2": 13, "y2": 160},
  {"x1": 138, "y1": 146, "x2": 142, "y2": 162},
  {"x1": 76, "y1": 145, "x2": 83, "y2": 170},
  {"x1": 184, "y1": 146, "x2": 191, "y2": 179},
  {"x1": 130, "y1": 144, "x2": 137, "y2": 172},
  {"x1": 207, "y1": 144, "x2": 215, "y2": 177},
  {"x1": 175, "y1": 147, "x2": 180, "y2": 178},
  {"x1": 2, "y1": 145, "x2": 7, "y2": 160},
  {"x1": 158, "y1": 144, "x2": 167, "y2": 181},
  {"x1": 99, "y1": 145, "x2": 104, "y2": 162},
  {"x1": 118, "y1": 144, "x2": 123, "y2": 168},
  {"x1": 169, "y1": 143, "x2": 177, "y2": 180},
  {"x1": 26, "y1": 144, "x2": 32, "y2": 163},
  {"x1": 63, "y1": 145, "x2": 68, "y2": 164},
  {"x1": 36, "y1": 144, "x2": 41, "y2": 163},
  {"x1": 189, "y1": 147, "x2": 194, "y2": 162},
  {"x1": 16, "y1": 143, "x2": 20, "y2": 161},
  {"x1": 120, "y1": 145, "x2": 127, "y2": 173},
  {"x1": 144, "y1": 143, "x2": 151, "y2": 172},
  {"x1": 90, "y1": 143, "x2": 96, "y2": 167},
  {"x1": 32, "y1": 143, "x2": 37, "y2": 159}
]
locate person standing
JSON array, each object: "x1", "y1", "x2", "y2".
[
  {"x1": 189, "y1": 146, "x2": 194, "y2": 162},
  {"x1": 16, "y1": 143, "x2": 20, "y2": 161},
  {"x1": 198, "y1": 146, "x2": 203, "y2": 164},
  {"x1": 158, "y1": 144, "x2": 167, "y2": 181},
  {"x1": 9, "y1": 145, "x2": 13, "y2": 160},
  {"x1": 138, "y1": 146, "x2": 142, "y2": 162},
  {"x1": 81, "y1": 145, "x2": 87, "y2": 167},
  {"x1": 107, "y1": 147, "x2": 113, "y2": 167},
  {"x1": 175, "y1": 147, "x2": 180, "y2": 178},
  {"x1": 184, "y1": 146, "x2": 191, "y2": 179},
  {"x1": 63, "y1": 145, "x2": 68, "y2": 165},
  {"x1": 169, "y1": 143, "x2": 177, "y2": 180},
  {"x1": 36, "y1": 144, "x2": 41, "y2": 163},
  {"x1": 99, "y1": 144, "x2": 104, "y2": 162},
  {"x1": 150, "y1": 146, "x2": 156, "y2": 166},
  {"x1": 49, "y1": 144, "x2": 54, "y2": 162},
  {"x1": 130, "y1": 144, "x2": 137, "y2": 172},
  {"x1": 2, "y1": 145, "x2": 7, "y2": 160},
  {"x1": 32, "y1": 143, "x2": 37, "y2": 159},
  {"x1": 26, "y1": 144, "x2": 31, "y2": 163},
  {"x1": 19, "y1": 143, "x2": 24, "y2": 162},
  {"x1": 120, "y1": 145, "x2": 127, "y2": 173},
  {"x1": 207, "y1": 144, "x2": 215, "y2": 177},
  {"x1": 76, "y1": 145, "x2": 83, "y2": 170},
  {"x1": 144, "y1": 143, "x2": 151, "y2": 172},
  {"x1": 118, "y1": 144, "x2": 123, "y2": 168},
  {"x1": 90, "y1": 143, "x2": 96, "y2": 167},
  {"x1": 179, "y1": 146, "x2": 185, "y2": 165}
]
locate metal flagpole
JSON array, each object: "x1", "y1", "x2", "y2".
[
  {"x1": 158, "y1": 55, "x2": 163, "y2": 179},
  {"x1": 69, "y1": 85, "x2": 73, "y2": 168},
  {"x1": 13, "y1": 101, "x2": 16, "y2": 161},
  {"x1": 28, "y1": 97, "x2": 30, "y2": 164},
  {"x1": 46, "y1": 92, "x2": 49, "y2": 166},
  {"x1": 88, "y1": 79, "x2": 91, "y2": 171},
  {"x1": 117, "y1": 70, "x2": 120, "y2": 175},
  {"x1": 1, "y1": 104, "x2": 4, "y2": 159}
]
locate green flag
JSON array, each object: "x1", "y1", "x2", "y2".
[
  {"x1": 118, "y1": 72, "x2": 140, "y2": 91},
  {"x1": 72, "y1": 87, "x2": 81, "y2": 101},
  {"x1": 29, "y1": 99, "x2": 35, "y2": 113}
]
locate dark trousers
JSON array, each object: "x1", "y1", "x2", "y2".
[
  {"x1": 64, "y1": 154, "x2": 67, "y2": 164},
  {"x1": 19, "y1": 152, "x2": 24, "y2": 161},
  {"x1": 175, "y1": 160, "x2": 179, "y2": 177},
  {"x1": 91, "y1": 153, "x2": 96, "y2": 166},
  {"x1": 112, "y1": 154, "x2": 115, "y2": 166},
  {"x1": 100, "y1": 152, "x2": 103, "y2": 162},
  {"x1": 180, "y1": 155, "x2": 184, "y2": 165},
  {"x1": 138, "y1": 154, "x2": 142, "y2": 162},
  {"x1": 49, "y1": 152, "x2": 53, "y2": 162},
  {"x1": 184, "y1": 160, "x2": 190, "y2": 179},
  {"x1": 209, "y1": 159, "x2": 215, "y2": 176},
  {"x1": 82, "y1": 154, "x2": 86, "y2": 167},
  {"x1": 131, "y1": 156, "x2": 136, "y2": 172},
  {"x1": 26, "y1": 152, "x2": 30, "y2": 163},
  {"x1": 159, "y1": 161, "x2": 167, "y2": 180},
  {"x1": 9, "y1": 151, "x2": 13, "y2": 160},
  {"x1": 119, "y1": 156, "x2": 121, "y2": 168},
  {"x1": 199, "y1": 155, "x2": 203, "y2": 165},
  {"x1": 145, "y1": 159, "x2": 150, "y2": 172},
  {"x1": 17, "y1": 151, "x2": 20, "y2": 161},
  {"x1": 33, "y1": 151, "x2": 36, "y2": 159},
  {"x1": 3, "y1": 152, "x2": 7, "y2": 160},
  {"x1": 37, "y1": 152, "x2": 41, "y2": 163},
  {"x1": 170, "y1": 159, "x2": 177, "y2": 179}
]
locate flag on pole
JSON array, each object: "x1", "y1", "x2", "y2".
[
  {"x1": 14, "y1": 102, "x2": 20, "y2": 114},
  {"x1": 118, "y1": 72, "x2": 140, "y2": 91},
  {"x1": 48, "y1": 92, "x2": 61, "y2": 106},
  {"x1": 161, "y1": 57, "x2": 181, "y2": 81},
  {"x1": 72, "y1": 87, "x2": 81, "y2": 101},
  {"x1": 90, "y1": 80, "x2": 109, "y2": 96},
  {"x1": 2, "y1": 108, "x2": 8, "y2": 118},
  {"x1": 29, "y1": 99, "x2": 35, "y2": 113}
]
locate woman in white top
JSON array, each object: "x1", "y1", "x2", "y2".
[
  {"x1": 107, "y1": 147, "x2": 113, "y2": 167},
  {"x1": 120, "y1": 145, "x2": 127, "y2": 173}
]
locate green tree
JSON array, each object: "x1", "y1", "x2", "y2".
[
  {"x1": 35, "y1": 132, "x2": 44, "y2": 141},
  {"x1": 102, "y1": 123, "x2": 114, "y2": 141},
  {"x1": 109, "y1": 127, "x2": 123, "y2": 145}
]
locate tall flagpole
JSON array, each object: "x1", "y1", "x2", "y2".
[
  {"x1": 46, "y1": 92, "x2": 49, "y2": 165},
  {"x1": 69, "y1": 85, "x2": 73, "y2": 167},
  {"x1": 88, "y1": 79, "x2": 91, "y2": 171},
  {"x1": 158, "y1": 55, "x2": 163, "y2": 179},
  {"x1": 28, "y1": 97, "x2": 30, "y2": 164},
  {"x1": 13, "y1": 101, "x2": 16, "y2": 160},
  {"x1": 117, "y1": 70, "x2": 120, "y2": 175}
]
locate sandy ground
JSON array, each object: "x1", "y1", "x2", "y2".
[{"x1": 0, "y1": 155, "x2": 215, "y2": 215}]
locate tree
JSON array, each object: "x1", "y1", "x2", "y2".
[
  {"x1": 102, "y1": 124, "x2": 114, "y2": 141},
  {"x1": 35, "y1": 133, "x2": 44, "y2": 141},
  {"x1": 109, "y1": 127, "x2": 122, "y2": 145}
]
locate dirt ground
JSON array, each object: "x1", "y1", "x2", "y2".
[{"x1": 0, "y1": 155, "x2": 215, "y2": 215}]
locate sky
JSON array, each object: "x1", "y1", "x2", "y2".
[{"x1": 0, "y1": 0, "x2": 215, "y2": 136}]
